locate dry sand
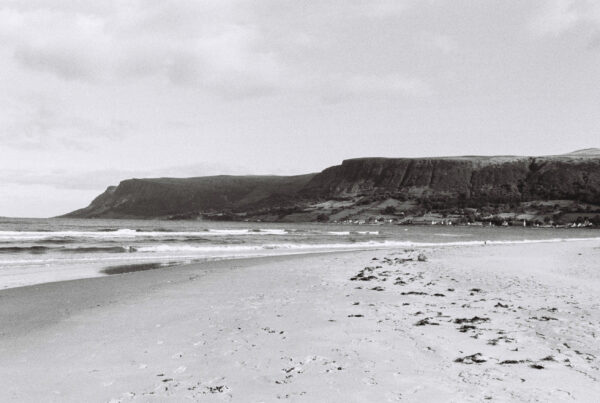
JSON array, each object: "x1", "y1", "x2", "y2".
[{"x1": 1, "y1": 241, "x2": 599, "y2": 402}]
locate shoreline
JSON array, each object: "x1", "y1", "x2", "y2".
[
  {"x1": 3, "y1": 233, "x2": 600, "y2": 291},
  {"x1": 1, "y1": 241, "x2": 599, "y2": 401},
  {"x1": 0, "y1": 247, "x2": 390, "y2": 291},
  {"x1": 0, "y1": 250, "x2": 358, "y2": 338}
]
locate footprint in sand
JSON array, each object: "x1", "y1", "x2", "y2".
[
  {"x1": 174, "y1": 366, "x2": 187, "y2": 374},
  {"x1": 362, "y1": 376, "x2": 378, "y2": 386}
]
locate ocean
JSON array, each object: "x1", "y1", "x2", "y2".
[{"x1": 1, "y1": 217, "x2": 598, "y2": 290}]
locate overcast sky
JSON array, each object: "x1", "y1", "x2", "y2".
[{"x1": 1, "y1": 0, "x2": 599, "y2": 217}]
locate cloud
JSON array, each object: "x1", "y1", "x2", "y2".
[
  {"x1": 588, "y1": 31, "x2": 600, "y2": 49},
  {"x1": 531, "y1": 0, "x2": 600, "y2": 38},
  {"x1": 316, "y1": 74, "x2": 432, "y2": 103},
  {"x1": 340, "y1": 0, "x2": 410, "y2": 19},
  {"x1": 0, "y1": 1, "x2": 286, "y2": 96},
  {"x1": 0, "y1": 161, "x2": 253, "y2": 191},
  {"x1": 429, "y1": 34, "x2": 459, "y2": 55},
  {"x1": 0, "y1": 183, "x2": 101, "y2": 218},
  {"x1": 163, "y1": 24, "x2": 284, "y2": 97},
  {"x1": 341, "y1": 74, "x2": 431, "y2": 97},
  {"x1": 0, "y1": 169, "x2": 129, "y2": 190},
  {"x1": 0, "y1": 6, "x2": 112, "y2": 81},
  {"x1": 0, "y1": 0, "x2": 429, "y2": 100},
  {"x1": 15, "y1": 44, "x2": 97, "y2": 80},
  {"x1": 531, "y1": 0, "x2": 581, "y2": 36},
  {"x1": 0, "y1": 99, "x2": 133, "y2": 149}
]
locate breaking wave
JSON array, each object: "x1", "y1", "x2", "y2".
[
  {"x1": 0, "y1": 245, "x2": 133, "y2": 254},
  {"x1": 128, "y1": 237, "x2": 600, "y2": 254},
  {"x1": 0, "y1": 228, "x2": 290, "y2": 241}
]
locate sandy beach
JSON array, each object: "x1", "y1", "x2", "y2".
[{"x1": 1, "y1": 241, "x2": 599, "y2": 402}]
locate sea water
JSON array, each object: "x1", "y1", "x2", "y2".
[{"x1": 0, "y1": 217, "x2": 598, "y2": 289}]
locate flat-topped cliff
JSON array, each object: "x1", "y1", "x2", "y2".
[
  {"x1": 302, "y1": 153, "x2": 600, "y2": 204},
  {"x1": 64, "y1": 150, "x2": 600, "y2": 223},
  {"x1": 65, "y1": 175, "x2": 316, "y2": 219}
]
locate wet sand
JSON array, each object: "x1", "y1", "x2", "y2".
[{"x1": 1, "y1": 241, "x2": 599, "y2": 402}]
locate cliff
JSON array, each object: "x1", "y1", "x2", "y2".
[
  {"x1": 302, "y1": 153, "x2": 600, "y2": 204},
  {"x1": 65, "y1": 175, "x2": 315, "y2": 218},
  {"x1": 64, "y1": 150, "x2": 600, "y2": 221}
]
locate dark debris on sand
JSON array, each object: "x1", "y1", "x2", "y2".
[
  {"x1": 499, "y1": 359, "x2": 525, "y2": 365},
  {"x1": 207, "y1": 385, "x2": 227, "y2": 393},
  {"x1": 458, "y1": 325, "x2": 477, "y2": 333},
  {"x1": 530, "y1": 316, "x2": 558, "y2": 321},
  {"x1": 350, "y1": 266, "x2": 378, "y2": 281},
  {"x1": 415, "y1": 318, "x2": 440, "y2": 326},
  {"x1": 455, "y1": 353, "x2": 487, "y2": 364},
  {"x1": 454, "y1": 316, "x2": 490, "y2": 325}
]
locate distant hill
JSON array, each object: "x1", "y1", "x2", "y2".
[
  {"x1": 64, "y1": 151, "x2": 600, "y2": 224},
  {"x1": 64, "y1": 175, "x2": 316, "y2": 219},
  {"x1": 562, "y1": 148, "x2": 600, "y2": 157}
]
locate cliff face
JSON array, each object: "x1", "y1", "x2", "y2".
[
  {"x1": 301, "y1": 154, "x2": 600, "y2": 205},
  {"x1": 64, "y1": 151, "x2": 600, "y2": 219},
  {"x1": 302, "y1": 158, "x2": 480, "y2": 198},
  {"x1": 65, "y1": 174, "x2": 315, "y2": 218}
]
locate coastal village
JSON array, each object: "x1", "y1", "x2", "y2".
[
  {"x1": 224, "y1": 197, "x2": 600, "y2": 228},
  {"x1": 204, "y1": 199, "x2": 600, "y2": 228},
  {"x1": 333, "y1": 215, "x2": 596, "y2": 228}
]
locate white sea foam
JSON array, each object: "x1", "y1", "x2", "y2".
[
  {"x1": 0, "y1": 241, "x2": 394, "y2": 267},
  {"x1": 0, "y1": 228, "x2": 289, "y2": 240},
  {"x1": 126, "y1": 236, "x2": 600, "y2": 253},
  {"x1": 327, "y1": 231, "x2": 379, "y2": 235},
  {"x1": 206, "y1": 229, "x2": 287, "y2": 235},
  {"x1": 0, "y1": 228, "x2": 381, "y2": 241},
  {"x1": 135, "y1": 241, "x2": 393, "y2": 253}
]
